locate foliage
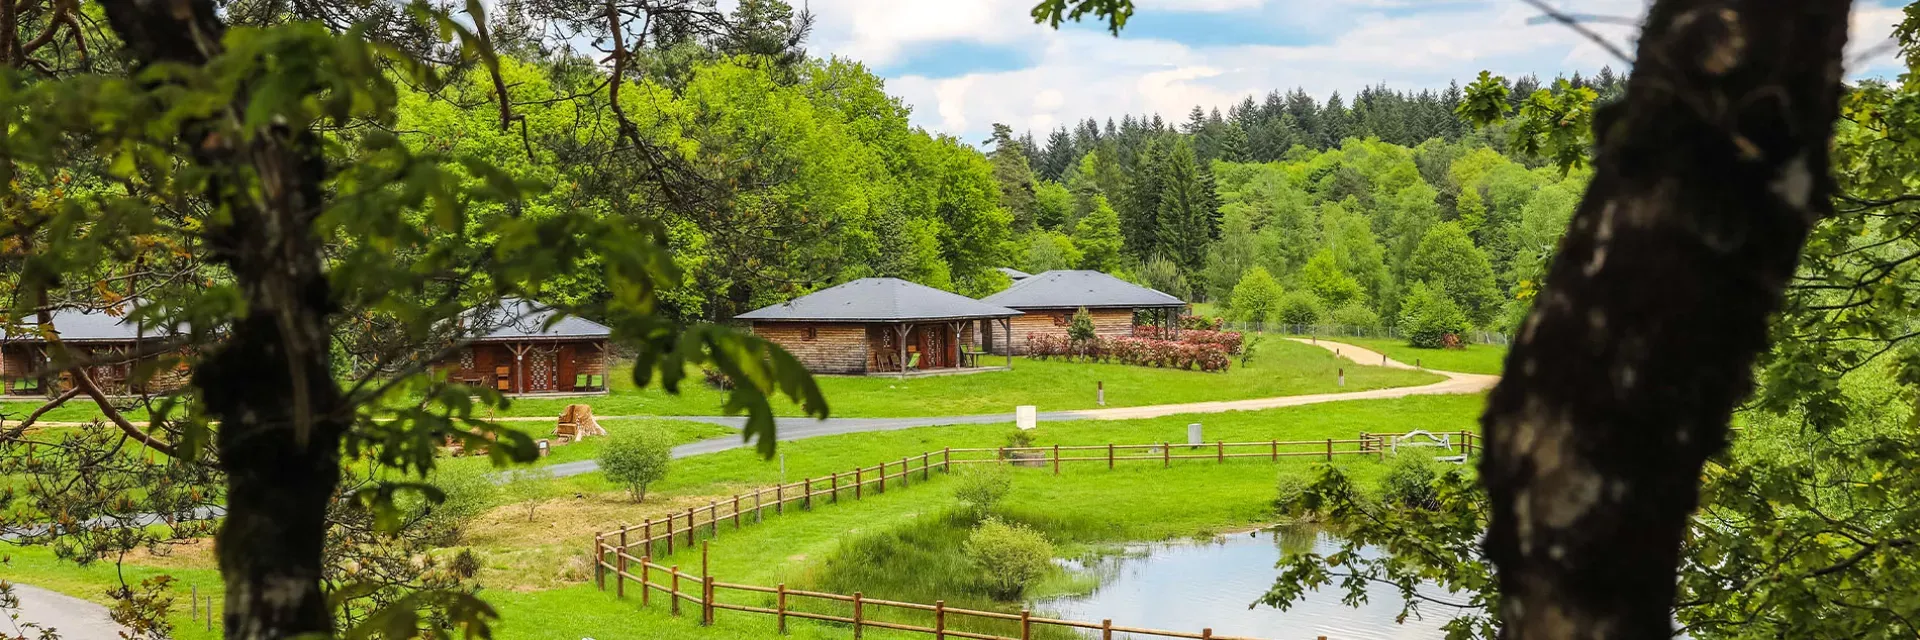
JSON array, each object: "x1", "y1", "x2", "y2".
[
  {"x1": 1276, "y1": 290, "x2": 1327, "y2": 326},
  {"x1": 1068, "y1": 307, "x2": 1098, "y2": 344},
  {"x1": 1398, "y1": 282, "x2": 1471, "y2": 349},
  {"x1": 1458, "y1": 71, "x2": 1598, "y2": 174},
  {"x1": 1299, "y1": 249, "x2": 1365, "y2": 308},
  {"x1": 1136, "y1": 254, "x2": 1189, "y2": 300},
  {"x1": 1023, "y1": 232, "x2": 1083, "y2": 274},
  {"x1": 1004, "y1": 429, "x2": 1036, "y2": 450},
  {"x1": 1073, "y1": 195, "x2": 1125, "y2": 272},
  {"x1": 419, "y1": 464, "x2": 499, "y2": 545},
  {"x1": 599, "y1": 430, "x2": 674, "y2": 503},
  {"x1": 962, "y1": 517, "x2": 1056, "y2": 600},
  {"x1": 953, "y1": 464, "x2": 1014, "y2": 513},
  {"x1": 1378, "y1": 455, "x2": 1441, "y2": 509},
  {"x1": 502, "y1": 468, "x2": 554, "y2": 522},
  {"x1": 1024, "y1": 335, "x2": 1232, "y2": 372},
  {"x1": 1329, "y1": 302, "x2": 1381, "y2": 330},
  {"x1": 1131, "y1": 326, "x2": 1245, "y2": 354},
  {"x1": 1179, "y1": 314, "x2": 1225, "y2": 331},
  {"x1": 1229, "y1": 266, "x2": 1285, "y2": 324},
  {"x1": 1406, "y1": 222, "x2": 1501, "y2": 326}
]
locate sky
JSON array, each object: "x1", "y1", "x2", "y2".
[{"x1": 779, "y1": 0, "x2": 1911, "y2": 145}]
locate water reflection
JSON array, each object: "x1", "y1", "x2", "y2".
[{"x1": 1036, "y1": 526, "x2": 1467, "y2": 640}]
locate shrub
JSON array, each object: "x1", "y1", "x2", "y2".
[
  {"x1": 1276, "y1": 290, "x2": 1326, "y2": 326},
  {"x1": 600, "y1": 429, "x2": 673, "y2": 503},
  {"x1": 502, "y1": 467, "x2": 553, "y2": 522},
  {"x1": 1130, "y1": 326, "x2": 1244, "y2": 354},
  {"x1": 1178, "y1": 314, "x2": 1224, "y2": 331},
  {"x1": 1003, "y1": 428, "x2": 1035, "y2": 450},
  {"x1": 963, "y1": 517, "x2": 1054, "y2": 599},
  {"x1": 953, "y1": 464, "x2": 1013, "y2": 513},
  {"x1": 1068, "y1": 307, "x2": 1097, "y2": 344},
  {"x1": 449, "y1": 548, "x2": 483, "y2": 579},
  {"x1": 1328, "y1": 302, "x2": 1380, "y2": 331},
  {"x1": 701, "y1": 366, "x2": 734, "y2": 390},
  {"x1": 1379, "y1": 455, "x2": 1440, "y2": 510},
  {"x1": 1398, "y1": 281, "x2": 1471, "y2": 349},
  {"x1": 1229, "y1": 267, "x2": 1284, "y2": 324},
  {"x1": 1025, "y1": 334, "x2": 1232, "y2": 371},
  {"x1": 419, "y1": 463, "x2": 497, "y2": 544}
]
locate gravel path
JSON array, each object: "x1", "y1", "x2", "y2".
[{"x1": 4, "y1": 582, "x2": 128, "y2": 640}]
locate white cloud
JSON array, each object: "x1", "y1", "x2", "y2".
[{"x1": 810, "y1": 1, "x2": 1908, "y2": 142}]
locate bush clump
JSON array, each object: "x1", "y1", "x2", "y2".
[
  {"x1": 600, "y1": 429, "x2": 673, "y2": 503},
  {"x1": 1328, "y1": 302, "x2": 1380, "y2": 331},
  {"x1": 953, "y1": 464, "x2": 1013, "y2": 513},
  {"x1": 1378, "y1": 455, "x2": 1440, "y2": 510},
  {"x1": 1276, "y1": 290, "x2": 1326, "y2": 326},
  {"x1": 963, "y1": 517, "x2": 1055, "y2": 599},
  {"x1": 1398, "y1": 281, "x2": 1471, "y2": 349}
]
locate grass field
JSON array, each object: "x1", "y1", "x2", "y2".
[
  {"x1": 1321, "y1": 336, "x2": 1510, "y2": 375},
  {"x1": 3, "y1": 383, "x2": 1486, "y2": 640},
  {"x1": 2, "y1": 340, "x2": 1443, "y2": 424}
]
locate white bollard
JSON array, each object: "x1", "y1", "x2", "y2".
[
  {"x1": 1188, "y1": 423, "x2": 1203, "y2": 446},
  {"x1": 1016, "y1": 405, "x2": 1038, "y2": 430}
]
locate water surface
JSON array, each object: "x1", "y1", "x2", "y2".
[{"x1": 1037, "y1": 528, "x2": 1468, "y2": 640}]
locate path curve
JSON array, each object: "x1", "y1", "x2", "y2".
[
  {"x1": 4, "y1": 582, "x2": 128, "y2": 640},
  {"x1": 544, "y1": 339, "x2": 1497, "y2": 477}
]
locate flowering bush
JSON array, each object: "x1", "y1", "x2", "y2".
[
  {"x1": 1026, "y1": 334, "x2": 1231, "y2": 372},
  {"x1": 1130, "y1": 326, "x2": 1244, "y2": 355}
]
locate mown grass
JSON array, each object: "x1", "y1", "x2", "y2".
[
  {"x1": 2, "y1": 341, "x2": 1442, "y2": 424},
  {"x1": 1316, "y1": 336, "x2": 1510, "y2": 376},
  {"x1": 2, "y1": 544, "x2": 224, "y2": 640}
]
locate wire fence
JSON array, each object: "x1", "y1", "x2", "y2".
[{"x1": 1216, "y1": 323, "x2": 1512, "y2": 346}]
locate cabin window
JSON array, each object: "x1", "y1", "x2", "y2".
[
  {"x1": 802, "y1": 327, "x2": 817, "y2": 341},
  {"x1": 1052, "y1": 312, "x2": 1073, "y2": 326}
]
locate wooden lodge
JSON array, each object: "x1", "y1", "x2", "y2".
[
  {"x1": 736, "y1": 278, "x2": 1024, "y2": 377},
  {"x1": 979, "y1": 270, "x2": 1187, "y2": 355},
  {"x1": 437, "y1": 298, "x2": 612, "y2": 396},
  {"x1": 1, "y1": 306, "x2": 190, "y2": 397}
]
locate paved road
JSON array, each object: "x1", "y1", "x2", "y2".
[
  {"x1": 4, "y1": 582, "x2": 128, "y2": 639},
  {"x1": 542, "y1": 339, "x2": 1498, "y2": 478}
]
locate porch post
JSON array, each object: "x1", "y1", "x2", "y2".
[
  {"x1": 1001, "y1": 318, "x2": 1012, "y2": 369},
  {"x1": 949, "y1": 321, "x2": 964, "y2": 369},
  {"x1": 896, "y1": 323, "x2": 909, "y2": 380}
]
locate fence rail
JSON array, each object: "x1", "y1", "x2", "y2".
[{"x1": 589, "y1": 431, "x2": 1480, "y2": 640}]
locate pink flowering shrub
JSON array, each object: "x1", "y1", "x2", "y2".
[{"x1": 1026, "y1": 334, "x2": 1230, "y2": 372}]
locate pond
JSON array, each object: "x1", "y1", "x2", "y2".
[{"x1": 1036, "y1": 527, "x2": 1468, "y2": 640}]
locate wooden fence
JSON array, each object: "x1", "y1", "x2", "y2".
[{"x1": 588, "y1": 431, "x2": 1480, "y2": 640}]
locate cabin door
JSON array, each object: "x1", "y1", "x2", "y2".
[{"x1": 526, "y1": 345, "x2": 558, "y2": 392}]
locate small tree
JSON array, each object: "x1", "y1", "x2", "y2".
[
  {"x1": 1398, "y1": 282, "x2": 1471, "y2": 349},
  {"x1": 954, "y1": 464, "x2": 1014, "y2": 514},
  {"x1": 1229, "y1": 266, "x2": 1284, "y2": 325},
  {"x1": 503, "y1": 468, "x2": 555, "y2": 522},
  {"x1": 600, "y1": 430, "x2": 674, "y2": 503},
  {"x1": 1068, "y1": 306, "x2": 1097, "y2": 345},
  {"x1": 1329, "y1": 302, "x2": 1381, "y2": 331},
  {"x1": 1276, "y1": 290, "x2": 1326, "y2": 326},
  {"x1": 963, "y1": 517, "x2": 1054, "y2": 599}
]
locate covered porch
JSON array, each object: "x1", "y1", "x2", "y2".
[{"x1": 866, "y1": 319, "x2": 1013, "y2": 377}]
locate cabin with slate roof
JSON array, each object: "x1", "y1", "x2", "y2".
[
  {"x1": 437, "y1": 298, "x2": 612, "y2": 395},
  {"x1": 979, "y1": 270, "x2": 1187, "y2": 355},
  {"x1": 0, "y1": 305, "x2": 190, "y2": 397},
  {"x1": 736, "y1": 278, "x2": 1023, "y2": 376}
]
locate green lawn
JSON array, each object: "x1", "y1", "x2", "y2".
[
  {"x1": 4, "y1": 391, "x2": 1488, "y2": 640},
  {"x1": 3, "y1": 340, "x2": 1442, "y2": 424},
  {"x1": 1318, "y1": 335, "x2": 1510, "y2": 376}
]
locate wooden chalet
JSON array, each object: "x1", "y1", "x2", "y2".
[
  {"x1": 1, "y1": 306, "x2": 189, "y2": 397},
  {"x1": 737, "y1": 278, "x2": 1023, "y2": 377},
  {"x1": 978, "y1": 270, "x2": 1187, "y2": 355},
  {"x1": 438, "y1": 298, "x2": 612, "y2": 396}
]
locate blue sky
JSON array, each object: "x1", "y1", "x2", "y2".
[{"x1": 791, "y1": 0, "x2": 1909, "y2": 143}]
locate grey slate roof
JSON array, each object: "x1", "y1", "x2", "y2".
[
  {"x1": 466, "y1": 298, "x2": 612, "y2": 342},
  {"x1": 995, "y1": 267, "x2": 1032, "y2": 281},
  {"x1": 736, "y1": 278, "x2": 1024, "y2": 323},
  {"x1": 0, "y1": 306, "x2": 173, "y2": 343},
  {"x1": 979, "y1": 270, "x2": 1186, "y2": 310}
]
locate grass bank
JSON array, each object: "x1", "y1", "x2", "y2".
[{"x1": 1311, "y1": 336, "x2": 1509, "y2": 376}]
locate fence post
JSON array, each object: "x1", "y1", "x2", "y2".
[
  {"x1": 935, "y1": 600, "x2": 947, "y2": 640},
  {"x1": 1217, "y1": 441, "x2": 1224, "y2": 463},
  {"x1": 804, "y1": 478, "x2": 812, "y2": 510},
  {"x1": 923, "y1": 452, "x2": 931, "y2": 480},
  {"x1": 1108, "y1": 443, "x2": 1114, "y2": 469},
  {"x1": 943, "y1": 447, "x2": 952, "y2": 472},
  {"x1": 1021, "y1": 609, "x2": 1032, "y2": 640},
  {"x1": 702, "y1": 540, "x2": 709, "y2": 580},
  {"x1": 619, "y1": 524, "x2": 629, "y2": 557},
  {"x1": 1163, "y1": 442, "x2": 1170, "y2": 468},
  {"x1": 1053, "y1": 444, "x2": 1061, "y2": 475},
  {"x1": 703, "y1": 576, "x2": 715, "y2": 626},
  {"x1": 670, "y1": 566, "x2": 681, "y2": 616},
  {"x1": 733, "y1": 495, "x2": 741, "y2": 528},
  {"x1": 709, "y1": 502, "x2": 719, "y2": 536},
  {"x1": 902, "y1": 456, "x2": 911, "y2": 488},
  {"x1": 831, "y1": 472, "x2": 840, "y2": 503},
  {"x1": 776, "y1": 484, "x2": 784, "y2": 515},
  {"x1": 1102, "y1": 619, "x2": 1113, "y2": 640},
  {"x1": 666, "y1": 518, "x2": 675, "y2": 555},
  {"x1": 642, "y1": 556, "x2": 651, "y2": 607},
  {"x1": 1271, "y1": 439, "x2": 1278, "y2": 462},
  {"x1": 853, "y1": 592, "x2": 865, "y2": 640},
  {"x1": 616, "y1": 549, "x2": 627, "y2": 599},
  {"x1": 755, "y1": 488, "x2": 764, "y2": 523},
  {"x1": 594, "y1": 535, "x2": 605, "y2": 590},
  {"x1": 1326, "y1": 438, "x2": 1333, "y2": 462},
  {"x1": 879, "y1": 462, "x2": 888, "y2": 493},
  {"x1": 686, "y1": 508, "x2": 696, "y2": 546},
  {"x1": 776, "y1": 583, "x2": 788, "y2": 634},
  {"x1": 856, "y1": 467, "x2": 864, "y2": 499}
]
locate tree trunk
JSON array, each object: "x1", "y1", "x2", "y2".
[
  {"x1": 100, "y1": 2, "x2": 346, "y2": 638},
  {"x1": 1479, "y1": 1, "x2": 1851, "y2": 638}
]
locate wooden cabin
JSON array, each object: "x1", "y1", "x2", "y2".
[
  {"x1": 437, "y1": 298, "x2": 612, "y2": 396},
  {"x1": 1, "y1": 305, "x2": 190, "y2": 397},
  {"x1": 979, "y1": 270, "x2": 1187, "y2": 355},
  {"x1": 737, "y1": 278, "x2": 1024, "y2": 377}
]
